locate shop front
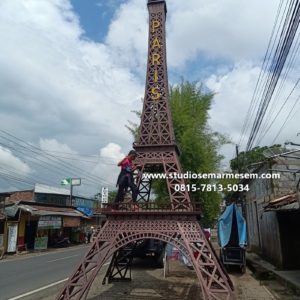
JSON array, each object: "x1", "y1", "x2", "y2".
[
  {"x1": 5, "y1": 202, "x2": 86, "y2": 251},
  {"x1": 36, "y1": 215, "x2": 62, "y2": 249},
  {"x1": 63, "y1": 216, "x2": 81, "y2": 243}
]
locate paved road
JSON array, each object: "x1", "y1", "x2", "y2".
[{"x1": 0, "y1": 245, "x2": 89, "y2": 300}]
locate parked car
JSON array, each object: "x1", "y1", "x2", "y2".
[{"x1": 133, "y1": 239, "x2": 165, "y2": 267}]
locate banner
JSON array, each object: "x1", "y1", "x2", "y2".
[
  {"x1": 7, "y1": 223, "x2": 18, "y2": 252},
  {"x1": 38, "y1": 216, "x2": 62, "y2": 229},
  {"x1": 34, "y1": 236, "x2": 48, "y2": 250}
]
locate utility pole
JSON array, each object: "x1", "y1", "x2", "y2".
[
  {"x1": 70, "y1": 184, "x2": 73, "y2": 206},
  {"x1": 236, "y1": 144, "x2": 240, "y2": 173}
]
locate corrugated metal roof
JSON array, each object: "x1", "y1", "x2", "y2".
[
  {"x1": 5, "y1": 203, "x2": 90, "y2": 218},
  {"x1": 34, "y1": 183, "x2": 70, "y2": 196},
  {"x1": 20, "y1": 204, "x2": 87, "y2": 218},
  {"x1": 264, "y1": 193, "x2": 298, "y2": 211}
]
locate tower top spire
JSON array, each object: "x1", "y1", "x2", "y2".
[{"x1": 147, "y1": 0, "x2": 167, "y2": 14}]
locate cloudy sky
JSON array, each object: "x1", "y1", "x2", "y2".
[{"x1": 0, "y1": 0, "x2": 299, "y2": 197}]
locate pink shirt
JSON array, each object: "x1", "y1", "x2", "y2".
[{"x1": 120, "y1": 158, "x2": 134, "y2": 171}]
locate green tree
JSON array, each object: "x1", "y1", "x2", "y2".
[
  {"x1": 108, "y1": 191, "x2": 117, "y2": 203},
  {"x1": 230, "y1": 144, "x2": 283, "y2": 173},
  {"x1": 127, "y1": 81, "x2": 229, "y2": 227},
  {"x1": 94, "y1": 191, "x2": 117, "y2": 204},
  {"x1": 170, "y1": 82, "x2": 228, "y2": 227}
]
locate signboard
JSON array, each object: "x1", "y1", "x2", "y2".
[
  {"x1": 60, "y1": 178, "x2": 71, "y2": 186},
  {"x1": 34, "y1": 236, "x2": 48, "y2": 250},
  {"x1": 101, "y1": 187, "x2": 108, "y2": 204},
  {"x1": 71, "y1": 178, "x2": 81, "y2": 186},
  {"x1": 7, "y1": 223, "x2": 18, "y2": 252},
  {"x1": 60, "y1": 178, "x2": 81, "y2": 186},
  {"x1": 38, "y1": 216, "x2": 62, "y2": 229},
  {"x1": 63, "y1": 217, "x2": 80, "y2": 228}
]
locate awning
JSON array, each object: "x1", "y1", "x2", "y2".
[
  {"x1": 264, "y1": 193, "x2": 298, "y2": 211},
  {"x1": 5, "y1": 203, "x2": 89, "y2": 218},
  {"x1": 5, "y1": 205, "x2": 19, "y2": 217}
]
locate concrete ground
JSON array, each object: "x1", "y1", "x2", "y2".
[
  {"x1": 12, "y1": 251, "x2": 299, "y2": 300},
  {"x1": 87, "y1": 259, "x2": 282, "y2": 300},
  {"x1": 88, "y1": 260, "x2": 201, "y2": 300}
]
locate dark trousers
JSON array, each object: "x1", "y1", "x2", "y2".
[{"x1": 115, "y1": 174, "x2": 138, "y2": 203}]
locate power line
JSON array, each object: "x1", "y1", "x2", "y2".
[
  {"x1": 0, "y1": 130, "x2": 113, "y2": 185},
  {"x1": 238, "y1": 0, "x2": 286, "y2": 148},
  {"x1": 272, "y1": 93, "x2": 300, "y2": 143},
  {"x1": 256, "y1": 29, "x2": 300, "y2": 143},
  {"x1": 246, "y1": 0, "x2": 300, "y2": 150},
  {"x1": 248, "y1": 0, "x2": 298, "y2": 148},
  {"x1": 256, "y1": 77, "x2": 300, "y2": 144}
]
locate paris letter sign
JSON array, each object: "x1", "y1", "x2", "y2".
[{"x1": 150, "y1": 19, "x2": 162, "y2": 101}]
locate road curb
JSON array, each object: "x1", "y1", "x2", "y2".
[{"x1": 246, "y1": 252, "x2": 300, "y2": 296}]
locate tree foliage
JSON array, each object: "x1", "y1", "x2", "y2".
[
  {"x1": 94, "y1": 191, "x2": 117, "y2": 204},
  {"x1": 230, "y1": 144, "x2": 283, "y2": 173},
  {"x1": 127, "y1": 81, "x2": 230, "y2": 227},
  {"x1": 108, "y1": 190, "x2": 117, "y2": 203},
  {"x1": 169, "y1": 82, "x2": 229, "y2": 227}
]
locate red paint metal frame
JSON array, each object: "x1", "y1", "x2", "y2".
[
  {"x1": 56, "y1": 1, "x2": 235, "y2": 299},
  {"x1": 57, "y1": 215, "x2": 234, "y2": 300}
]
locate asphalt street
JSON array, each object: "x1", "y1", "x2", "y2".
[{"x1": 0, "y1": 245, "x2": 89, "y2": 300}]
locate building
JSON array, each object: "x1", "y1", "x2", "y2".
[
  {"x1": 244, "y1": 152, "x2": 300, "y2": 269},
  {"x1": 0, "y1": 184, "x2": 102, "y2": 253},
  {"x1": 0, "y1": 193, "x2": 7, "y2": 258}
]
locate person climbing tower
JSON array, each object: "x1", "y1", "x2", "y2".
[{"x1": 114, "y1": 150, "x2": 139, "y2": 204}]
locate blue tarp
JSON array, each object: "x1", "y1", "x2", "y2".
[
  {"x1": 77, "y1": 207, "x2": 93, "y2": 217},
  {"x1": 218, "y1": 203, "x2": 247, "y2": 248}
]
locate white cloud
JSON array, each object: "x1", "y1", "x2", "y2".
[
  {"x1": 0, "y1": 0, "x2": 143, "y2": 154},
  {"x1": 206, "y1": 63, "x2": 260, "y2": 143},
  {"x1": 105, "y1": 0, "x2": 280, "y2": 69},
  {"x1": 0, "y1": 146, "x2": 31, "y2": 175},
  {"x1": 166, "y1": 0, "x2": 281, "y2": 67},
  {"x1": 100, "y1": 142, "x2": 125, "y2": 162},
  {"x1": 105, "y1": 0, "x2": 148, "y2": 73},
  {"x1": 39, "y1": 138, "x2": 77, "y2": 154},
  {"x1": 0, "y1": 0, "x2": 297, "y2": 192},
  {"x1": 206, "y1": 62, "x2": 300, "y2": 164},
  {"x1": 91, "y1": 143, "x2": 125, "y2": 191}
]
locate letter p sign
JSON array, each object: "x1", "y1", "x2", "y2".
[{"x1": 152, "y1": 20, "x2": 160, "y2": 33}]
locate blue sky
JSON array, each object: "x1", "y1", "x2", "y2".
[
  {"x1": 70, "y1": 0, "x2": 122, "y2": 42},
  {"x1": 1, "y1": 0, "x2": 299, "y2": 196},
  {"x1": 70, "y1": 0, "x2": 232, "y2": 85}
]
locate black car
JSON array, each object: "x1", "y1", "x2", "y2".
[{"x1": 133, "y1": 239, "x2": 165, "y2": 267}]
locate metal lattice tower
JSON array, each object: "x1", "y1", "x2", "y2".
[{"x1": 56, "y1": 1, "x2": 235, "y2": 299}]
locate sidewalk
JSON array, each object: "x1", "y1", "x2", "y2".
[
  {"x1": 247, "y1": 252, "x2": 300, "y2": 294},
  {"x1": 210, "y1": 230, "x2": 276, "y2": 299}
]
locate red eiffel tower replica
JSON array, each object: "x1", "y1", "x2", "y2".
[{"x1": 56, "y1": 1, "x2": 235, "y2": 299}]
